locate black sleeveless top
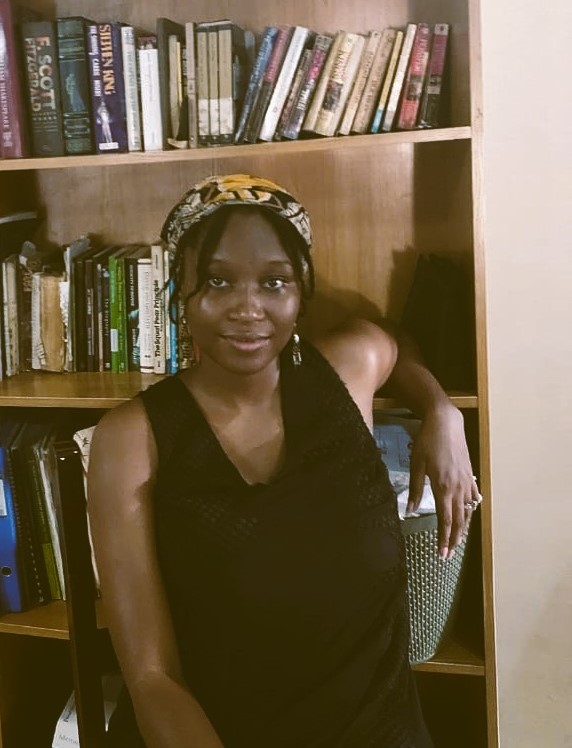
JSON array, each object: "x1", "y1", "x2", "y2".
[{"x1": 107, "y1": 340, "x2": 432, "y2": 748}]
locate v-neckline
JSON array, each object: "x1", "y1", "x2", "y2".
[{"x1": 172, "y1": 362, "x2": 291, "y2": 490}]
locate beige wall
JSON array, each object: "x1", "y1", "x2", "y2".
[{"x1": 479, "y1": 1, "x2": 572, "y2": 746}]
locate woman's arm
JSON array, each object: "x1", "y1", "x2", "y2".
[
  {"x1": 378, "y1": 321, "x2": 480, "y2": 560},
  {"x1": 87, "y1": 400, "x2": 224, "y2": 748}
]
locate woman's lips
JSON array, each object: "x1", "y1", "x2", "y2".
[{"x1": 222, "y1": 335, "x2": 271, "y2": 352}]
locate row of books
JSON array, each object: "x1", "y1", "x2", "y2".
[
  {"x1": 0, "y1": 2, "x2": 450, "y2": 158},
  {"x1": 1, "y1": 232, "x2": 188, "y2": 378}
]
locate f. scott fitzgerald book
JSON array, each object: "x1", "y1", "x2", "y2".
[
  {"x1": 87, "y1": 22, "x2": 128, "y2": 152},
  {"x1": 20, "y1": 20, "x2": 65, "y2": 156}
]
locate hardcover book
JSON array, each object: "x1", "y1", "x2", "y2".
[
  {"x1": 0, "y1": 0, "x2": 30, "y2": 158},
  {"x1": 397, "y1": 23, "x2": 432, "y2": 130},
  {"x1": 20, "y1": 20, "x2": 65, "y2": 156},
  {"x1": 417, "y1": 23, "x2": 450, "y2": 129},
  {"x1": 56, "y1": 16, "x2": 95, "y2": 155},
  {"x1": 87, "y1": 22, "x2": 128, "y2": 153},
  {"x1": 195, "y1": 22, "x2": 210, "y2": 146}
]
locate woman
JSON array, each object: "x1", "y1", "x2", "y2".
[{"x1": 88, "y1": 174, "x2": 479, "y2": 747}]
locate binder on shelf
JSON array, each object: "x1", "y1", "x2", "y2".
[{"x1": 0, "y1": 420, "x2": 26, "y2": 613}]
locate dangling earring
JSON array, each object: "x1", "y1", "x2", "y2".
[
  {"x1": 291, "y1": 327, "x2": 302, "y2": 367},
  {"x1": 179, "y1": 312, "x2": 199, "y2": 368}
]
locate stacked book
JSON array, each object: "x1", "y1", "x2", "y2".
[{"x1": 0, "y1": 2, "x2": 451, "y2": 159}]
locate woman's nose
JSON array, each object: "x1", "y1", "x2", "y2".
[{"x1": 228, "y1": 286, "x2": 265, "y2": 319}]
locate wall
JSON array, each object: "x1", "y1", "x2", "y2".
[{"x1": 479, "y1": 1, "x2": 572, "y2": 745}]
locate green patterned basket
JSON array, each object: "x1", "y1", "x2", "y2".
[{"x1": 401, "y1": 513, "x2": 469, "y2": 664}]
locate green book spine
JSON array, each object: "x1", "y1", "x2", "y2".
[
  {"x1": 116, "y1": 255, "x2": 128, "y2": 373},
  {"x1": 108, "y1": 254, "x2": 120, "y2": 373}
]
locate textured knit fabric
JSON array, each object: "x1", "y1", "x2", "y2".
[{"x1": 106, "y1": 340, "x2": 432, "y2": 748}]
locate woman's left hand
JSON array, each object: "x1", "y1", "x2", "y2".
[{"x1": 406, "y1": 403, "x2": 480, "y2": 560}]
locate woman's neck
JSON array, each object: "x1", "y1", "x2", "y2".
[{"x1": 182, "y1": 358, "x2": 281, "y2": 408}]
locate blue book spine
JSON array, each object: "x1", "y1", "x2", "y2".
[
  {"x1": 0, "y1": 437, "x2": 26, "y2": 612},
  {"x1": 233, "y1": 26, "x2": 277, "y2": 143},
  {"x1": 168, "y1": 277, "x2": 178, "y2": 374},
  {"x1": 88, "y1": 22, "x2": 128, "y2": 153}
]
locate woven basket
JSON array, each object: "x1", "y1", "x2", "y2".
[{"x1": 401, "y1": 513, "x2": 469, "y2": 664}]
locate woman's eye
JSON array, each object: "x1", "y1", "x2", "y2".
[
  {"x1": 264, "y1": 277, "x2": 287, "y2": 290},
  {"x1": 207, "y1": 276, "x2": 229, "y2": 288}
]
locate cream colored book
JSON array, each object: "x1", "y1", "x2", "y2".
[
  {"x1": 381, "y1": 23, "x2": 417, "y2": 132},
  {"x1": 313, "y1": 32, "x2": 365, "y2": 137},
  {"x1": 302, "y1": 30, "x2": 344, "y2": 133},
  {"x1": 370, "y1": 30, "x2": 404, "y2": 133},
  {"x1": 352, "y1": 28, "x2": 397, "y2": 134},
  {"x1": 337, "y1": 30, "x2": 381, "y2": 136}
]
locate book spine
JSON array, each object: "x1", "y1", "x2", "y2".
[
  {"x1": 21, "y1": 21, "x2": 65, "y2": 156},
  {"x1": 137, "y1": 256, "x2": 154, "y2": 374},
  {"x1": 417, "y1": 24, "x2": 450, "y2": 129},
  {"x1": 234, "y1": 26, "x2": 277, "y2": 144},
  {"x1": 108, "y1": 253, "x2": 120, "y2": 373},
  {"x1": 0, "y1": 435, "x2": 26, "y2": 612},
  {"x1": 84, "y1": 255, "x2": 96, "y2": 372},
  {"x1": 100, "y1": 260, "x2": 111, "y2": 371},
  {"x1": 218, "y1": 24, "x2": 233, "y2": 144},
  {"x1": 151, "y1": 244, "x2": 165, "y2": 374},
  {"x1": 302, "y1": 30, "x2": 344, "y2": 134},
  {"x1": 156, "y1": 18, "x2": 184, "y2": 148},
  {"x1": 125, "y1": 254, "x2": 140, "y2": 371},
  {"x1": 137, "y1": 38, "x2": 163, "y2": 151},
  {"x1": 370, "y1": 30, "x2": 404, "y2": 133},
  {"x1": 338, "y1": 30, "x2": 381, "y2": 136},
  {"x1": 274, "y1": 47, "x2": 311, "y2": 141},
  {"x1": 207, "y1": 27, "x2": 220, "y2": 144},
  {"x1": 56, "y1": 17, "x2": 94, "y2": 155},
  {"x1": 313, "y1": 33, "x2": 365, "y2": 138},
  {"x1": 3, "y1": 257, "x2": 19, "y2": 376},
  {"x1": 195, "y1": 25, "x2": 209, "y2": 146},
  {"x1": 185, "y1": 22, "x2": 198, "y2": 148},
  {"x1": 72, "y1": 253, "x2": 87, "y2": 372},
  {"x1": 381, "y1": 23, "x2": 417, "y2": 133},
  {"x1": 88, "y1": 22, "x2": 128, "y2": 153},
  {"x1": 243, "y1": 26, "x2": 291, "y2": 143},
  {"x1": 397, "y1": 23, "x2": 432, "y2": 130},
  {"x1": 282, "y1": 34, "x2": 332, "y2": 141},
  {"x1": 162, "y1": 246, "x2": 171, "y2": 373},
  {"x1": 116, "y1": 254, "x2": 128, "y2": 373},
  {"x1": 30, "y1": 271, "x2": 41, "y2": 370},
  {"x1": 36, "y1": 440, "x2": 66, "y2": 598},
  {"x1": 259, "y1": 26, "x2": 310, "y2": 142},
  {"x1": 352, "y1": 28, "x2": 397, "y2": 134},
  {"x1": 121, "y1": 25, "x2": 142, "y2": 151},
  {"x1": 0, "y1": 0, "x2": 29, "y2": 158},
  {"x1": 16, "y1": 259, "x2": 33, "y2": 372}
]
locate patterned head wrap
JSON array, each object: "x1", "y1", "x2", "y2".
[{"x1": 161, "y1": 174, "x2": 313, "y2": 259}]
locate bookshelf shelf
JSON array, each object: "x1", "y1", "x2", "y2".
[
  {"x1": 0, "y1": 372, "x2": 478, "y2": 410},
  {"x1": 412, "y1": 637, "x2": 485, "y2": 677},
  {"x1": 0, "y1": 126, "x2": 471, "y2": 172}
]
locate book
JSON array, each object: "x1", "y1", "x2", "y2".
[
  {"x1": 274, "y1": 47, "x2": 312, "y2": 141},
  {"x1": 136, "y1": 252, "x2": 153, "y2": 374},
  {"x1": 93, "y1": 245, "x2": 117, "y2": 372},
  {"x1": 56, "y1": 16, "x2": 95, "y2": 155},
  {"x1": 312, "y1": 32, "x2": 365, "y2": 138},
  {"x1": 120, "y1": 25, "x2": 142, "y2": 151},
  {"x1": 207, "y1": 23, "x2": 220, "y2": 144},
  {"x1": 397, "y1": 23, "x2": 432, "y2": 130},
  {"x1": 137, "y1": 35, "x2": 163, "y2": 151},
  {"x1": 124, "y1": 245, "x2": 150, "y2": 371},
  {"x1": 32, "y1": 271, "x2": 66, "y2": 372},
  {"x1": 156, "y1": 17, "x2": 185, "y2": 149},
  {"x1": 195, "y1": 22, "x2": 210, "y2": 147},
  {"x1": 258, "y1": 26, "x2": 312, "y2": 142},
  {"x1": 72, "y1": 244, "x2": 101, "y2": 372},
  {"x1": 381, "y1": 23, "x2": 417, "y2": 133},
  {"x1": 417, "y1": 23, "x2": 450, "y2": 129},
  {"x1": 2, "y1": 254, "x2": 19, "y2": 376},
  {"x1": 218, "y1": 22, "x2": 250, "y2": 145},
  {"x1": 301, "y1": 30, "x2": 344, "y2": 134},
  {"x1": 0, "y1": 0, "x2": 29, "y2": 158},
  {"x1": 20, "y1": 20, "x2": 65, "y2": 156},
  {"x1": 370, "y1": 30, "x2": 404, "y2": 134},
  {"x1": 184, "y1": 21, "x2": 198, "y2": 148},
  {"x1": 243, "y1": 25, "x2": 293, "y2": 143},
  {"x1": 108, "y1": 246, "x2": 133, "y2": 373},
  {"x1": 62, "y1": 235, "x2": 91, "y2": 372},
  {"x1": 87, "y1": 22, "x2": 128, "y2": 153},
  {"x1": 150, "y1": 243, "x2": 165, "y2": 374},
  {"x1": 338, "y1": 30, "x2": 382, "y2": 136},
  {"x1": 281, "y1": 33, "x2": 332, "y2": 141},
  {"x1": 0, "y1": 419, "x2": 26, "y2": 612},
  {"x1": 351, "y1": 28, "x2": 397, "y2": 134},
  {"x1": 234, "y1": 25, "x2": 278, "y2": 144}
]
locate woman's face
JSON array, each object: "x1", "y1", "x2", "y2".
[{"x1": 183, "y1": 210, "x2": 302, "y2": 377}]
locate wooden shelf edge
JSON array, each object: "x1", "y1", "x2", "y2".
[
  {"x1": 0, "y1": 600, "x2": 70, "y2": 640},
  {"x1": 412, "y1": 637, "x2": 485, "y2": 676},
  {"x1": 0, "y1": 126, "x2": 472, "y2": 171},
  {"x1": 374, "y1": 393, "x2": 478, "y2": 410}
]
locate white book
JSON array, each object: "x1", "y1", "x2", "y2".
[
  {"x1": 337, "y1": 30, "x2": 382, "y2": 136},
  {"x1": 150, "y1": 243, "x2": 165, "y2": 374},
  {"x1": 259, "y1": 26, "x2": 311, "y2": 142},
  {"x1": 314, "y1": 32, "x2": 365, "y2": 137},
  {"x1": 2, "y1": 256, "x2": 18, "y2": 376},
  {"x1": 162, "y1": 246, "x2": 171, "y2": 372},
  {"x1": 302, "y1": 30, "x2": 345, "y2": 133},
  {"x1": 137, "y1": 255, "x2": 154, "y2": 374},
  {"x1": 381, "y1": 23, "x2": 417, "y2": 132},
  {"x1": 121, "y1": 26, "x2": 143, "y2": 151},
  {"x1": 138, "y1": 45, "x2": 163, "y2": 151},
  {"x1": 185, "y1": 21, "x2": 198, "y2": 148}
]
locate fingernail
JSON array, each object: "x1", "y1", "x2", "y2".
[
  {"x1": 439, "y1": 546, "x2": 448, "y2": 560},
  {"x1": 448, "y1": 548, "x2": 456, "y2": 560}
]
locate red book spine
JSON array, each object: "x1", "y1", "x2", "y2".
[
  {"x1": 0, "y1": 0, "x2": 29, "y2": 157},
  {"x1": 397, "y1": 23, "x2": 432, "y2": 131}
]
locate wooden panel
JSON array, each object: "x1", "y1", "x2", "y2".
[{"x1": 0, "y1": 601, "x2": 69, "y2": 639}]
